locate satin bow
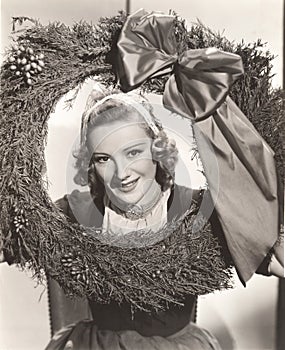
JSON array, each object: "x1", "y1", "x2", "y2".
[
  {"x1": 116, "y1": 9, "x2": 279, "y2": 283},
  {"x1": 117, "y1": 10, "x2": 243, "y2": 121}
]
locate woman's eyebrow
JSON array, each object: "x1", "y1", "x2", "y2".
[
  {"x1": 123, "y1": 142, "x2": 147, "y2": 152},
  {"x1": 92, "y1": 152, "x2": 110, "y2": 156}
]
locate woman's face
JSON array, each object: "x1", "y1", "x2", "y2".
[{"x1": 87, "y1": 120, "x2": 158, "y2": 207}]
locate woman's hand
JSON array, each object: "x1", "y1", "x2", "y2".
[
  {"x1": 269, "y1": 234, "x2": 284, "y2": 278},
  {"x1": 274, "y1": 233, "x2": 284, "y2": 266},
  {"x1": 0, "y1": 251, "x2": 5, "y2": 263},
  {"x1": 269, "y1": 254, "x2": 284, "y2": 278}
]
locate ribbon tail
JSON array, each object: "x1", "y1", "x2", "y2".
[{"x1": 193, "y1": 100, "x2": 279, "y2": 283}]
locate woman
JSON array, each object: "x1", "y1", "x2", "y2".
[
  {"x1": 70, "y1": 89, "x2": 197, "y2": 239},
  {"x1": 46, "y1": 87, "x2": 283, "y2": 350},
  {"x1": 45, "y1": 88, "x2": 225, "y2": 349}
]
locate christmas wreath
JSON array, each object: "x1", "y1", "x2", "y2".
[{"x1": 0, "y1": 12, "x2": 283, "y2": 312}]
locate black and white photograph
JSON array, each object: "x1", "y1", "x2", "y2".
[{"x1": 0, "y1": 1, "x2": 284, "y2": 349}]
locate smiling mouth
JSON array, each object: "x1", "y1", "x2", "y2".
[{"x1": 119, "y1": 178, "x2": 139, "y2": 192}]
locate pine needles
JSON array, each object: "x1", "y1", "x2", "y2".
[{"x1": 0, "y1": 13, "x2": 283, "y2": 311}]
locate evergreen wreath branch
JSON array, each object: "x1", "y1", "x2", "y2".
[{"x1": 0, "y1": 12, "x2": 283, "y2": 311}]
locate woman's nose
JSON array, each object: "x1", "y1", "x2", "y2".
[{"x1": 114, "y1": 158, "x2": 130, "y2": 181}]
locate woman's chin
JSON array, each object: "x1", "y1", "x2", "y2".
[
  {"x1": 116, "y1": 193, "x2": 143, "y2": 207},
  {"x1": 106, "y1": 188, "x2": 143, "y2": 209}
]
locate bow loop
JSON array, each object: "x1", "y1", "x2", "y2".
[
  {"x1": 131, "y1": 11, "x2": 178, "y2": 55},
  {"x1": 164, "y1": 48, "x2": 244, "y2": 120},
  {"x1": 117, "y1": 9, "x2": 178, "y2": 90}
]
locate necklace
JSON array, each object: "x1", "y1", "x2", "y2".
[{"x1": 109, "y1": 189, "x2": 163, "y2": 220}]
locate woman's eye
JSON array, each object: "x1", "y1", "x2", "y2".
[
  {"x1": 128, "y1": 149, "x2": 142, "y2": 158},
  {"x1": 94, "y1": 156, "x2": 110, "y2": 164}
]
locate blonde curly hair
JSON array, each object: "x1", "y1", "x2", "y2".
[{"x1": 73, "y1": 90, "x2": 178, "y2": 199}]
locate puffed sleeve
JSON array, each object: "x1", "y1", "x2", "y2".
[
  {"x1": 55, "y1": 193, "x2": 78, "y2": 223},
  {"x1": 56, "y1": 190, "x2": 104, "y2": 227}
]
